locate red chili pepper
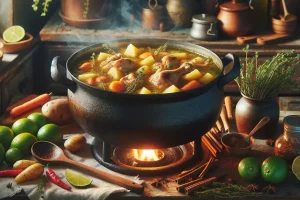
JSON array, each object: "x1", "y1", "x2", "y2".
[
  {"x1": 46, "y1": 168, "x2": 72, "y2": 191},
  {"x1": 0, "y1": 169, "x2": 23, "y2": 177}
]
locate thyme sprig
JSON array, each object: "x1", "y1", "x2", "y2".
[
  {"x1": 90, "y1": 52, "x2": 96, "y2": 71},
  {"x1": 195, "y1": 182, "x2": 263, "y2": 199},
  {"x1": 125, "y1": 70, "x2": 144, "y2": 93},
  {"x1": 37, "y1": 175, "x2": 47, "y2": 199},
  {"x1": 235, "y1": 45, "x2": 300, "y2": 100},
  {"x1": 154, "y1": 43, "x2": 168, "y2": 55},
  {"x1": 102, "y1": 44, "x2": 116, "y2": 55}
]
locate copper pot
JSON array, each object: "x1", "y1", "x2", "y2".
[
  {"x1": 217, "y1": 0, "x2": 254, "y2": 37},
  {"x1": 142, "y1": 0, "x2": 164, "y2": 30}
]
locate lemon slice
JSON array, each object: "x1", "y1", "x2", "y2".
[
  {"x1": 292, "y1": 156, "x2": 300, "y2": 180},
  {"x1": 65, "y1": 168, "x2": 92, "y2": 187},
  {"x1": 2, "y1": 25, "x2": 25, "y2": 43}
]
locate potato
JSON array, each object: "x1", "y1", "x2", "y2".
[
  {"x1": 163, "y1": 85, "x2": 181, "y2": 94},
  {"x1": 139, "y1": 87, "x2": 152, "y2": 94},
  {"x1": 124, "y1": 44, "x2": 141, "y2": 58},
  {"x1": 42, "y1": 98, "x2": 73, "y2": 125},
  {"x1": 169, "y1": 52, "x2": 189, "y2": 59},
  {"x1": 199, "y1": 73, "x2": 215, "y2": 84},
  {"x1": 78, "y1": 73, "x2": 98, "y2": 82},
  {"x1": 183, "y1": 69, "x2": 203, "y2": 81},
  {"x1": 107, "y1": 67, "x2": 124, "y2": 81},
  {"x1": 139, "y1": 56, "x2": 155, "y2": 66},
  {"x1": 97, "y1": 52, "x2": 112, "y2": 62},
  {"x1": 136, "y1": 65, "x2": 153, "y2": 75},
  {"x1": 64, "y1": 134, "x2": 86, "y2": 153},
  {"x1": 190, "y1": 57, "x2": 206, "y2": 65}
]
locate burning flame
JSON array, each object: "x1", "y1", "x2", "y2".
[{"x1": 133, "y1": 149, "x2": 160, "y2": 161}]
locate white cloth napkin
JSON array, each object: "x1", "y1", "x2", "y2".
[{"x1": 0, "y1": 133, "x2": 144, "y2": 200}]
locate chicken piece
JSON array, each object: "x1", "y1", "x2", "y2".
[
  {"x1": 120, "y1": 73, "x2": 138, "y2": 85},
  {"x1": 161, "y1": 56, "x2": 180, "y2": 70},
  {"x1": 149, "y1": 62, "x2": 192, "y2": 89},
  {"x1": 100, "y1": 53, "x2": 122, "y2": 67},
  {"x1": 102, "y1": 58, "x2": 138, "y2": 73}
]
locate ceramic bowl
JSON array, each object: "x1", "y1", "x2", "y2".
[
  {"x1": 221, "y1": 132, "x2": 255, "y2": 156},
  {"x1": 272, "y1": 16, "x2": 298, "y2": 35},
  {"x1": 0, "y1": 33, "x2": 33, "y2": 54}
]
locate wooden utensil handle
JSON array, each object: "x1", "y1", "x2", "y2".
[
  {"x1": 66, "y1": 159, "x2": 144, "y2": 193},
  {"x1": 256, "y1": 34, "x2": 290, "y2": 45},
  {"x1": 236, "y1": 36, "x2": 257, "y2": 44}
]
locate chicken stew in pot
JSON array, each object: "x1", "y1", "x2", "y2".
[{"x1": 75, "y1": 43, "x2": 221, "y2": 94}]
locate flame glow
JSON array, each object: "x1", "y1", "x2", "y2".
[{"x1": 133, "y1": 149, "x2": 160, "y2": 161}]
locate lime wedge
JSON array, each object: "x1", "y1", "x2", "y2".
[
  {"x1": 65, "y1": 168, "x2": 92, "y2": 187},
  {"x1": 292, "y1": 156, "x2": 300, "y2": 180},
  {"x1": 2, "y1": 25, "x2": 25, "y2": 43}
]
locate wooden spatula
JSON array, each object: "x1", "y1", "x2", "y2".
[{"x1": 256, "y1": 34, "x2": 290, "y2": 45}]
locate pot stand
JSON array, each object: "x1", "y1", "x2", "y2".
[{"x1": 91, "y1": 138, "x2": 208, "y2": 176}]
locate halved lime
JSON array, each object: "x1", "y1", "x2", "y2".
[
  {"x1": 292, "y1": 156, "x2": 300, "y2": 180},
  {"x1": 3, "y1": 25, "x2": 25, "y2": 43},
  {"x1": 65, "y1": 168, "x2": 92, "y2": 187}
]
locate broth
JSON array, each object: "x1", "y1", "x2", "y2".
[{"x1": 75, "y1": 43, "x2": 221, "y2": 94}]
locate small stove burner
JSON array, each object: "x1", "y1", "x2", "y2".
[{"x1": 91, "y1": 139, "x2": 209, "y2": 176}]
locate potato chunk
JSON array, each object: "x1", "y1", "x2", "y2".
[
  {"x1": 107, "y1": 67, "x2": 124, "y2": 81},
  {"x1": 124, "y1": 44, "x2": 141, "y2": 58},
  {"x1": 190, "y1": 57, "x2": 206, "y2": 65},
  {"x1": 136, "y1": 65, "x2": 153, "y2": 75},
  {"x1": 78, "y1": 73, "x2": 98, "y2": 82},
  {"x1": 199, "y1": 73, "x2": 215, "y2": 84},
  {"x1": 139, "y1": 56, "x2": 155, "y2": 66},
  {"x1": 97, "y1": 52, "x2": 112, "y2": 62},
  {"x1": 169, "y1": 53, "x2": 189, "y2": 59},
  {"x1": 139, "y1": 87, "x2": 152, "y2": 94},
  {"x1": 163, "y1": 85, "x2": 181, "y2": 94},
  {"x1": 183, "y1": 69, "x2": 203, "y2": 81}
]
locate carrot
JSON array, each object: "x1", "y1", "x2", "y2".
[
  {"x1": 139, "y1": 52, "x2": 154, "y2": 59},
  {"x1": 15, "y1": 163, "x2": 44, "y2": 183},
  {"x1": 109, "y1": 81, "x2": 126, "y2": 93},
  {"x1": 86, "y1": 77, "x2": 96, "y2": 85},
  {"x1": 13, "y1": 160, "x2": 38, "y2": 170},
  {"x1": 181, "y1": 80, "x2": 201, "y2": 91},
  {"x1": 78, "y1": 62, "x2": 92, "y2": 71},
  {"x1": 96, "y1": 76, "x2": 110, "y2": 83},
  {"x1": 6, "y1": 95, "x2": 39, "y2": 113},
  {"x1": 10, "y1": 93, "x2": 52, "y2": 117}
]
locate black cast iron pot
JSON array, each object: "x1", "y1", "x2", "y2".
[{"x1": 51, "y1": 39, "x2": 240, "y2": 149}]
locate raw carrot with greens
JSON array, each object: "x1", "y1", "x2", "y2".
[
  {"x1": 0, "y1": 169, "x2": 23, "y2": 177},
  {"x1": 46, "y1": 168, "x2": 72, "y2": 191},
  {"x1": 181, "y1": 80, "x2": 201, "y2": 91},
  {"x1": 15, "y1": 163, "x2": 44, "y2": 183},
  {"x1": 13, "y1": 160, "x2": 38, "y2": 170},
  {"x1": 10, "y1": 93, "x2": 52, "y2": 117},
  {"x1": 109, "y1": 81, "x2": 125, "y2": 93},
  {"x1": 6, "y1": 95, "x2": 38, "y2": 112}
]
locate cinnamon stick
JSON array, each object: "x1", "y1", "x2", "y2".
[
  {"x1": 176, "y1": 162, "x2": 208, "y2": 184},
  {"x1": 184, "y1": 177, "x2": 217, "y2": 195},
  {"x1": 207, "y1": 132, "x2": 223, "y2": 151},
  {"x1": 177, "y1": 176, "x2": 205, "y2": 192},
  {"x1": 224, "y1": 96, "x2": 233, "y2": 120},
  {"x1": 202, "y1": 136, "x2": 218, "y2": 157},
  {"x1": 220, "y1": 104, "x2": 230, "y2": 131},
  {"x1": 204, "y1": 134, "x2": 221, "y2": 153},
  {"x1": 216, "y1": 119, "x2": 223, "y2": 132},
  {"x1": 198, "y1": 157, "x2": 214, "y2": 179}
]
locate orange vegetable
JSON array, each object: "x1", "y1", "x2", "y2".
[
  {"x1": 96, "y1": 76, "x2": 110, "y2": 83},
  {"x1": 86, "y1": 77, "x2": 96, "y2": 85},
  {"x1": 10, "y1": 93, "x2": 52, "y2": 117},
  {"x1": 109, "y1": 81, "x2": 126, "y2": 93},
  {"x1": 78, "y1": 62, "x2": 92, "y2": 71},
  {"x1": 139, "y1": 52, "x2": 154, "y2": 59},
  {"x1": 181, "y1": 80, "x2": 201, "y2": 91},
  {"x1": 6, "y1": 94, "x2": 38, "y2": 113},
  {"x1": 13, "y1": 160, "x2": 38, "y2": 170}
]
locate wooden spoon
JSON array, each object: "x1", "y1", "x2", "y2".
[
  {"x1": 281, "y1": 0, "x2": 294, "y2": 21},
  {"x1": 244, "y1": 116, "x2": 270, "y2": 143},
  {"x1": 31, "y1": 141, "x2": 144, "y2": 193}
]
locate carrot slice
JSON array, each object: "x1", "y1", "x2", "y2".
[
  {"x1": 109, "y1": 81, "x2": 126, "y2": 93},
  {"x1": 139, "y1": 52, "x2": 154, "y2": 59},
  {"x1": 86, "y1": 77, "x2": 96, "y2": 85},
  {"x1": 78, "y1": 62, "x2": 92, "y2": 71},
  {"x1": 181, "y1": 80, "x2": 201, "y2": 91},
  {"x1": 96, "y1": 76, "x2": 110, "y2": 83},
  {"x1": 10, "y1": 93, "x2": 52, "y2": 117}
]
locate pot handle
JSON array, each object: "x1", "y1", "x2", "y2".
[
  {"x1": 218, "y1": 53, "x2": 241, "y2": 88},
  {"x1": 51, "y1": 56, "x2": 77, "y2": 92}
]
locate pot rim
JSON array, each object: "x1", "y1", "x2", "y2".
[{"x1": 65, "y1": 38, "x2": 228, "y2": 100}]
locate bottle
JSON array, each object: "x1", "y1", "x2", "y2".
[{"x1": 274, "y1": 115, "x2": 300, "y2": 163}]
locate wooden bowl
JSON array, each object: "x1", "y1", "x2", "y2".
[
  {"x1": 0, "y1": 33, "x2": 33, "y2": 54},
  {"x1": 221, "y1": 133, "x2": 255, "y2": 156},
  {"x1": 272, "y1": 17, "x2": 298, "y2": 35}
]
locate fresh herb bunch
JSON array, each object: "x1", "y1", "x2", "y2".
[{"x1": 235, "y1": 45, "x2": 300, "y2": 100}]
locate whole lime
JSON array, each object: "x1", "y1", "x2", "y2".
[
  {"x1": 11, "y1": 132, "x2": 38, "y2": 155},
  {"x1": 37, "y1": 124, "x2": 62, "y2": 145},
  {"x1": 0, "y1": 144, "x2": 5, "y2": 164},
  {"x1": 0, "y1": 126, "x2": 14, "y2": 150},
  {"x1": 27, "y1": 113, "x2": 49, "y2": 129},
  {"x1": 238, "y1": 157, "x2": 260, "y2": 181},
  {"x1": 261, "y1": 156, "x2": 289, "y2": 184},
  {"x1": 5, "y1": 148, "x2": 23, "y2": 164},
  {"x1": 12, "y1": 118, "x2": 38, "y2": 136}
]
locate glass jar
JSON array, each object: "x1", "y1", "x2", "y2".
[{"x1": 274, "y1": 115, "x2": 300, "y2": 162}]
